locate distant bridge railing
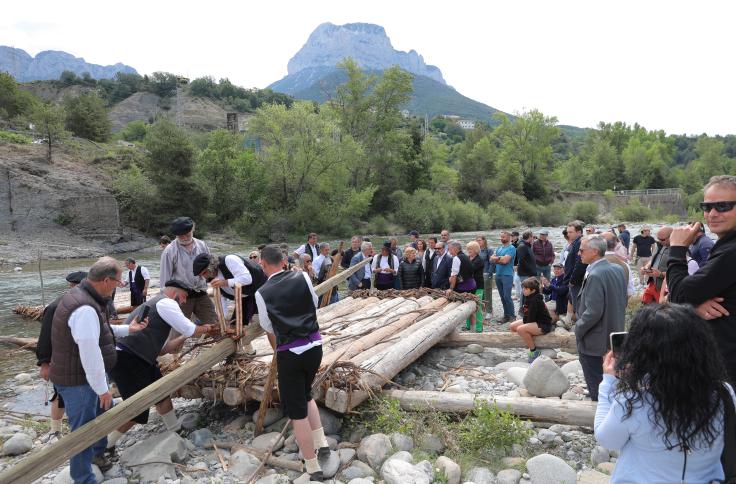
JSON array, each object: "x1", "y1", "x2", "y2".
[{"x1": 616, "y1": 188, "x2": 684, "y2": 196}]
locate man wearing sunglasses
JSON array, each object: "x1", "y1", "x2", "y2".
[{"x1": 668, "y1": 175, "x2": 736, "y2": 383}]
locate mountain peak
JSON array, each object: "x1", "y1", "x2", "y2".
[
  {"x1": 0, "y1": 46, "x2": 137, "y2": 82},
  {"x1": 286, "y1": 22, "x2": 446, "y2": 85}
]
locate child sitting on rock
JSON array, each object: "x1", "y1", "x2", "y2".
[{"x1": 509, "y1": 277, "x2": 552, "y2": 363}]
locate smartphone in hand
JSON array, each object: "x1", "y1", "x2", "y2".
[{"x1": 610, "y1": 331, "x2": 627, "y2": 356}]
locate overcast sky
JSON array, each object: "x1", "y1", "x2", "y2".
[{"x1": 2, "y1": 1, "x2": 734, "y2": 135}]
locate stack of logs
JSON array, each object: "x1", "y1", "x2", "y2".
[{"x1": 172, "y1": 290, "x2": 477, "y2": 414}]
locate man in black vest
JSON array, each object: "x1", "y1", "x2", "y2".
[
  {"x1": 106, "y1": 280, "x2": 218, "y2": 452},
  {"x1": 37, "y1": 271, "x2": 86, "y2": 440},
  {"x1": 294, "y1": 232, "x2": 319, "y2": 263},
  {"x1": 193, "y1": 253, "x2": 267, "y2": 355},
  {"x1": 50, "y1": 257, "x2": 146, "y2": 481},
  {"x1": 124, "y1": 258, "x2": 150, "y2": 307},
  {"x1": 423, "y1": 236, "x2": 438, "y2": 287},
  {"x1": 255, "y1": 245, "x2": 330, "y2": 481}
]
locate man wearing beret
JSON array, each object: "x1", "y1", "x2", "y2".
[
  {"x1": 36, "y1": 270, "x2": 86, "y2": 440},
  {"x1": 106, "y1": 279, "x2": 218, "y2": 452},
  {"x1": 159, "y1": 217, "x2": 218, "y2": 329},
  {"x1": 193, "y1": 253, "x2": 267, "y2": 355}
]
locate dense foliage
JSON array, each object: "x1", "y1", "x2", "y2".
[{"x1": 3, "y1": 65, "x2": 736, "y2": 238}]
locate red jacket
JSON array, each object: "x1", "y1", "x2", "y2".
[{"x1": 532, "y1": 239, "x2": 555, "y2": 266}]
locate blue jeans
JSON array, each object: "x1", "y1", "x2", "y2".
[
  {"x1": 56, "y1": 384, "x2": 107, "y2": 484},
  {"x1": 537, "y1": 265, "x2": 551, "y2": 280},
  {"x1": 495, "y1": 275, "x2": 515, "y2": 318}
]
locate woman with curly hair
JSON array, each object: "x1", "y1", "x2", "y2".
[{"x1": 595, "y1": 303, "x2": 736, "y2": 482}]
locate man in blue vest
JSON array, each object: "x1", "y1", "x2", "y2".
[
  {"x1": 255, "y1": 245, "x2": 330, "y2": 481},
  {"x1": 106, "y1": 280, "x2": 218, "y2": 452}
]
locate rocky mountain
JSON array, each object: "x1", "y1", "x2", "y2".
[
  {"x1": 270, "y1": 23, "x2": 507, "y2": 124},
  {"x1": 287, "y1": 23, "x2": 445, "y2": 85},
  {"x1": 0, "y1": 46, "x2": 137, "y2": 82}
]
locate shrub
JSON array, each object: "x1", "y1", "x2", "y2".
[
  {"x1": 456, "y1": 401, "x2": 532, "y2": 458},
  {"x1": 0, "y1": 131, "x2": 32, "y2": 144},
  {"x1": 119, "y1": 120, "x2": 149, "y2": 142},
  {"x1": 64, "y1": 92, "x2": 111, "y2": 142},
  {"x1": 391, "y1": 189, "x2": 448, "y2": 233},
  {"x1": 497, "y1": 191, "x2": 539, "y2": 224},
  {"x1": 537, "y1": 202, "x2": 568, "y2": 226},
  {"x1": 366, "y1": 215, "x2": 390, "y2": 235},
  {"x1": 569, "y1": 201, "x2": 599, "y2": 223},
  {"x1": 614, "y1": 199, "x2": 651, "y2": 222},
  {"x1": 445, "y1": 199, "x2": 487, "y2": 231},
  {"x1": 487, "y1": 202, "x2": 518, "y2": 228}
]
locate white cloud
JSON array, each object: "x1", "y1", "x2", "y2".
[{"x1": 1, "y1": 0, "x2": 733, "y2": 135}]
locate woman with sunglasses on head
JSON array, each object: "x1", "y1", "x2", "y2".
[
  {"x1": 595, "y1": 304, "x2": 736, "y2": 483},
  {"x1": 668, "y1": 175, "x2": 736, "y2": 384}
]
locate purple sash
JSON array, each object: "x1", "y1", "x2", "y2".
[
  {"x1": 456, "y1": 278, "x2": 477, "y2": 293},
  {"x1": 277, "y1": 331, "x2": 322, "y2": 352}
]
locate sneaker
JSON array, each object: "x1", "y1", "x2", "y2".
[
  {"x1": 92, "y1": 454, "x2": 113, "y2": 472},
  {"x1": 528, "y1": 349, "x2": 541, "y2": 364}
]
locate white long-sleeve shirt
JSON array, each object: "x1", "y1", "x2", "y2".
[
  {"x1": 154, "y1": 298, "x2": 197, "y2": 337},
  {"x1": 371, "y1": 254, "x2": 399, "y2": 272},
  {"x1": 255, "y1": 271, "x2": 321, "y2": 354},
  {"x1": 212, "y1": 254, "x2": 253, "y2": 315},
  {"x1": 69, "y1": 306, "x2": 130, "y2": 395}
]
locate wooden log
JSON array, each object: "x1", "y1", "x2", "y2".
[
  {"x1": 320, "y1": 241, "x2": 344, "y2": 308},
  {"x1": 319, "y1": 297, "x2": 377, "y2": 326},
  {"x1": 320, "y1": 296, "x2": 438, "y2": 367},
  {"x1": 438, "y1": 330, "x2": 578, "y2": 352},
  {"x1": 350, "y1": 302, "x2": 460, "y2": 366},
  {"x1": 0, "y1": 338, "x2": 237, "y2": 484},
  {"x1": 317, "y1": 296, "x2": 354, "y2": 318},
  {"x1": 383, "y1": 389, "x2": 596, "y2": 427},
  {"x1": 0, "y1": 336, "x2": 37, "y2": 351},
  {"x1": 324, "y1": 301, "x2": 476, "y2": 413},
  {"x1": 212, "y1": 287, "x2": 228, "y2": 334}
]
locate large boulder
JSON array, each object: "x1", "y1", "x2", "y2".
[
  {"x1": 496, "y1": 468, "x2": 523, "y2": 484},
  {"x1": 436, "y1": 456, "x2": 461, "y2": 484},
  {"x1": 340, "y1": 461, "x2": 375, "y2": 480},
  {"x1": 526, "y1": 453, "x2": 576, "y2": 484},
  {"x1": 560, "y1": 360, "x2": 582, "y2": 377},
  {"x1": 523, "y1": 356, "x2": 570, "y2": 397},
  {"x1": 390, "y1": 432, "x2": 414, "y2": 452},
  {"x1": 2, "y1": 433, "x2": 33, "y2": 455},
  {"x1": 465, "y1": 466, "x2": 495, "y2": 484},
  {"x1": 320, "y1": 450, "x2": 341, "y2": 478},
  {"x1": 380, "y1": 458, "x2": 431, "y2": 484},
  {"x1": 590, "y1": 445, "x2": 610, "y2": 467},
  {"x1": 229, "y1": 449, "x2": 261, "y2": 479},
  {"x1": 357, "y1": 433, "x2": 393, "y2": 470},
  {"x1": 119, "y1": 431, "x2": 188, "y2": 481},
  {"x1": 318, "y1": 406, "x2": 343, "y2": 435},
  {"x1": 505, "y1": 367, "x2": 528, "y2": 387},
  {"x1": 251, "y1": 432, "x2": 284, "y2": 452}
]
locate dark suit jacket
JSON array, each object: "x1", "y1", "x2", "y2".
[
  {"x1": 574, "y1": 258, "x2": 628, "y2": 356},
  {"x1": 423, "y1": 250, "x2": 437, "y2": 287},
  {"x1": 431, "y1": 254, "x2": 452, "y2": 289}
]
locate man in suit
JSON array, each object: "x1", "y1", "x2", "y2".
[
  {"x1": 563, "y1": 220, "x2": 587, "y2": 318},
  {"x1": 423, "y1": 237, "x2": 438, "y2": 287},
  {"x1": 348, "y1": 241, "x2": 374, "y2": 293},
  {"x1": 574, "y1": 234, "x2": 627, "y2": 401},
  {"x1": 431, "y1": 241, "x2": 452, "y2": 290}
]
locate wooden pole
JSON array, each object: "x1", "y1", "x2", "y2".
[
  {"x1": 0, "y1": 338, "x2": 236, "y2": 484},
  {"x1": 319, "y1": 241, "x2": 344, "y2": 308},
  {"x1": 383, "y1": 389, "x2": 596, "y2": 427},
  {"x1": 235, "y1": 284, "x2": 243, "y2": 338},
  {"x1": 37, "y1": 249, "x2": 45, "y2": 306},
  {"x1": 254, "y1": 358, "x2": 278, "y2": 436},
  {"x1": 212, "y1": 287, "x2": 228, "y2": 334},
  {"x1": 0, "y1": 258, "x2": 372, "y2": 483},
  {"x1": 438, "y1": 330, "x2": 577, "y2": 352}
]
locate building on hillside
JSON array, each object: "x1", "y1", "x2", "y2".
[
  {"x1": 457, "y1": 119, "x2": 476, "y2": 130},
  {"x1": 443, "y1": 114, "x2": 460, "y2": 121},
  {"x1": 400, "y1": 109, "x2": 410, "y2": 118}
]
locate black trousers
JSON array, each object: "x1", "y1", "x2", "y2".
[
  {"x1": 276, "y1": 345, "x2": 323, "y2": 420},
  {"x1": 579, "y1": 353, "x2": 604, "y2": 401}
]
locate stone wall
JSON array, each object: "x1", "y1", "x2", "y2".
[{"x1": 559, "y1": 189, "x2": 687, "y2": 218}]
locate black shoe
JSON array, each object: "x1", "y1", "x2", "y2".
[
  {"x1": 92, "y1": 454, "x2": 113, "y2": 472},
  {"x1": 317, "y1": 446, "x2": 331, "y2": 465},
  {"x1": 309, "y1": 471, "x2": 323, "y2": 482}
]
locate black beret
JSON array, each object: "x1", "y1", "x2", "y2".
[
  {"x1": 192, "y1": 253, "x2": 212, "y2": 276},
  {"x1": 165, "y1": 279, "x2": 192, "y2": 291},
  {"x1": 170, "y1": 217, "x2": 194, "y2": 236},
  {"x1": 382, "y1": 241, "x2": 392, "y2": 249},
  {"x1": 65, "y1": 271, "x2": 87, "y2": 284}
]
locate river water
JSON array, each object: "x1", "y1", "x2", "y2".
[{"x1": 0, "y1": 224, "x2": 670, "y2": 383}]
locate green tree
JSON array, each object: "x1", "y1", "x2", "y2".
[
  {"x1": 458, "y1": 136, "x2": 497, "y2": 203},
  {"x1": 0, "y1": 72, "x2": 37, "y2": 119},
  {"x1": 119, "y1": 120, "x2": 149, "y2": 142},
  {"x1": 64, "y1": 92, "x2": 111, "y2": 141},
  {"x1": 31, "y1": 103, "x2": 69, "y2": 163}
]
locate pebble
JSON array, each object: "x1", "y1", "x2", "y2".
[
  {"x1": 496, "y1": 468, "x2": 522, "y2": 484},
  {"x1": 465, "y1": 343, "x2": 484, "y2": 354}
]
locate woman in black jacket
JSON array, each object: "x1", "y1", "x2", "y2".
[
  {"x1": 466, "y1": 241, "x2": 486, "y2": 332},
  {"x1": 397, "y1": 246, "x2": 423, "y2": 289}
]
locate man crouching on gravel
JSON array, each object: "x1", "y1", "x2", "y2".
[{"x1": 255, "y1": 245, "x2": 330, "y2": 481}]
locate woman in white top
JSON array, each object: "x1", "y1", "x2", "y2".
[
  {"x1": 595, "y1": 303, "x2": 735, "y2": 483},
  {"x1": 372, "y1": 242, "x2": 400, "y2": 290}
]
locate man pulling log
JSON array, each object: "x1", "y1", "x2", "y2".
[
  {"x1": 192, "y1": 252, "x2": 267, "y2": 355},
  {"x1": 106, "y1": 280, "x2": 219, "y2": 452},
  {"x1": 254, "y1": 245, "x2": 330, "y2": 481}
]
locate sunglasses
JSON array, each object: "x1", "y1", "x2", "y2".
[
  {"x1": 249, "y1": 256, "x2": 258, "y2": 259},
  {"x1": 700, "y1": 201, "x2": 736, "y2": 213}
]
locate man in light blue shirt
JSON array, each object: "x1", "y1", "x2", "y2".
[{"x1": 490, "y1": 231, "x2": 517, "y2": 322}]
